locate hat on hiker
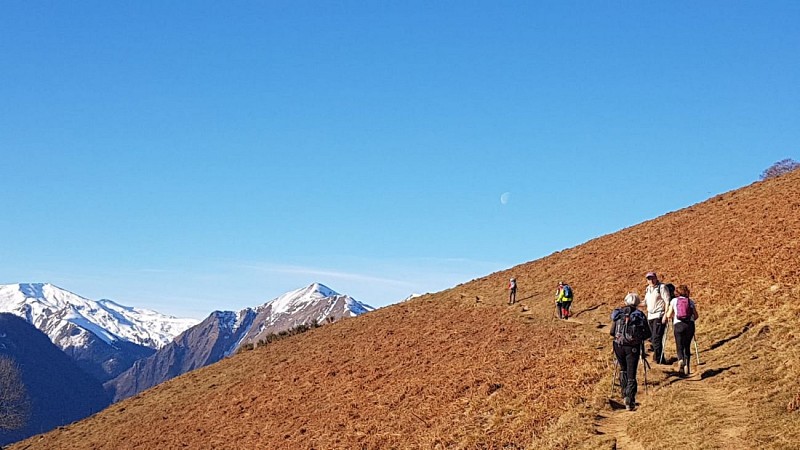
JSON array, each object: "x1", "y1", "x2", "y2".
[
  {"x1": 645, "y1": 272, "x2": 657, "y2": 279},
  {"x1": 624, "y1": 293, "x2": 640, "y2": 306}
]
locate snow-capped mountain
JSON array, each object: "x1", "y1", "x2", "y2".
[
  {"x1": 0, "y1": 283, "x2": 199, "y2": 381},
  {"x1": 106, "y1": 282, "x2": 373, "y2": 402}
]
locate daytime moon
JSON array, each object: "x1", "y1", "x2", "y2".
[{"x1": 500, "y1": 192, "x2": 511, "y2": 205}]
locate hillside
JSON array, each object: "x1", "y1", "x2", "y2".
[{"x1": 11, "y1": 170, "x2": 800, "y2": 449}]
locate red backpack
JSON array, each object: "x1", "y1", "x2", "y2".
[{"x1": 675, "y1": 296, "x2": 693, "y2": 321}]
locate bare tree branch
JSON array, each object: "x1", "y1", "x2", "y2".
[
  {"x1": 760, "y1": 158, "x2": 800, "y2": 180},
  {"x1": 0, "y1": 355, "x2": 30, "y2": 431}
]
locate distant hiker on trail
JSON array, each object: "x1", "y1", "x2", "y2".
[
  {"x1": 644, "y1": 272, "x2": 671, "y2": 364},
  {"x1": 508, "y1": 277, "x2": 517, "y2": 305},
  {"x1": 555, "y1": 281, "x2": 573, "y2": 319},
  {"x1": 663, "y1": 284, "x2": 699, "y2": 377},
  {"x1": 610, "y1": 293, "x2": 652, "y2": 411}
]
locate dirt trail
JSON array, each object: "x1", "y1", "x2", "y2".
[
  {"x1": 517, "y1": 300, "x2": 751, "y2": 450},
  {"x1": 595, "y1": 408, "x2": 644, "y2": 450}
]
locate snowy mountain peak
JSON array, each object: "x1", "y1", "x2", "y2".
[
  {"x1": 267, "y1": 282, "x2": 340, "y2": 315},
  {"x1": 0, "y1": 283, "x2": 198, "y2": 350}
]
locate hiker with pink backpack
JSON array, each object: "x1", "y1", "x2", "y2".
[{"x1": 662, "y1": 284, "x2": 699, "y2": 377}]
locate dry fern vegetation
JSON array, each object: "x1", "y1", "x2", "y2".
[{"x1": 12, "y1": 170, "x2": 800, "y2": 449}]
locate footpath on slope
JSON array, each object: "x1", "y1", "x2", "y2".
[{"x1": 514, "y1": 295, "x2": 752, "y2": 450}]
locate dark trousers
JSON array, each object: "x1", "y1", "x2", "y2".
[
  {"x1": 648, "y1": 318, "x2": 666, "y2": 363},
  {"x1": 558, "y1": 301, "x2": 572, "y2": 318},
  {"x1": 613, "y1": 342, "x2": 640, "y2": 403},
  {"x1": 673, "y1": 321, "x2": 696, "y2": 365},
  {"x1": 508, "y1": 289, "x2": 516, "y2": 304}
]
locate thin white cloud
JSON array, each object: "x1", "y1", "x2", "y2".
[{"x1": 237, "y1": 262, "x2": 416, "y2": 288}]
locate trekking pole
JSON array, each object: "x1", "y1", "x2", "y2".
[
  {"x1": 693, "y1": 337, "x2": 701, "y2": 365},
  {"x1": 610, "y1": 358, "x2": 619, "y2": 397},
  {"x1": 661, "y1": 320, "x2": 670, "y2": 364},
  {"x1": 640, "y1": 343, "x2": 650, "y2": 395}
]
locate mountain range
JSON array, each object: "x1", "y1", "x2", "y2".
[
  {"x1": 0, "y1": 283, "x2": 198, "y2": 382},
  {"x1": 105, "y1": 282, "x2": 373, "y2": 402}
]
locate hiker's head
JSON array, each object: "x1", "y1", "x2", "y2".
[
  {"x1": 675, "y1": 284, "x2": 690, "y2": 298},
  {"x1": 510, "y1": 277, "x2": 515, "y2": 282},
  {"x1": 558, "y1": 281, "x2": 564, "y2": 286},
  {"x1": 624, "y1": 293, "x2": 640, "y2": 306},
  {"x1": 645, "y1": 272, "x2": 658, "y2": 284}
]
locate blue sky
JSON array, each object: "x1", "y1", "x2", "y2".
[{"x1": 1, "y1": 2, "x2": 798, "y2": 318}]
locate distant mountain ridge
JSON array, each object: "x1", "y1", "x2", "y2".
[
  {"x1": 105, "y1": 282, "x2": 373, "y2": 402},
  {"x1": 0, "y1": 283, "x2": 198, "y2": 381}
]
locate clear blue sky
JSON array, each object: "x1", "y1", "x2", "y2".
[{"x1": 1, "y1": 2, "x2": 798, "y2": 318}]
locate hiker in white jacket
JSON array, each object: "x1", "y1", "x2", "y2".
[{"x1": 644, "y1": 272, "x2": 671, "y2": 364}]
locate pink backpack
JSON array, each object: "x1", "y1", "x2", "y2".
[{"x1": 676, "y1": 296, "x2": 693, "y2": 321}]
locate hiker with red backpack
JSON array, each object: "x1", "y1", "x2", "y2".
[
  {"x1": 610, "y1": 293, "x2": 652, "y2": 411},
  {"x1": 555, "y1": 281, "x2": 573, "y2": 319},
  {"x1": 663, "y1": 284, "x2": 699, "y2": 377},
  {"x1": 644, "y1": 272, "x2": 671, "y2": 364}
]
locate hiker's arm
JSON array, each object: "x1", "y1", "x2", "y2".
[
  {"x1": 609, "y1": 320, "x2": 616, "y2": 337},
  {"x1": 662, "y1": 303, "x2": 673, "y2": 323},
  {"x1": 692, "y1": 303, "x2": 699, "y2": 320}
]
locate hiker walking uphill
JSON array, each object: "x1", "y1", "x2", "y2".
[
  {"x1": 508, "y1": 277, "x2": 517, "y2": 305},
  {"x1": 644, "y1": 272, "x2": 671, "y2": 364},
  {"x1": 610, "y1": 293, "x2": 652, "y2": 411},
  {"x1": 663, "y1": 284, "x2": 699, "y2": 377},
  {"x1": 555, "y1": 281, "x2": 573, "y2": 319}
]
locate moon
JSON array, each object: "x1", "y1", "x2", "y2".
[{"x1": 500, "y1": 192, "x2": 511, "y2": 205}]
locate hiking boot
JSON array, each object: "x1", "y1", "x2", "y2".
[
  {"x1": 623, "y1": 396, "x2": 630, "y2": 407},
  {"x1": 678, "y1": 359, "x2": 686, "y2": 376}
]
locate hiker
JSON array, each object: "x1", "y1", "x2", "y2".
[
  {"x1": 508, "y1": 277, "x2": 517, "y2": 305},
  {"x1": 663, "y1": 284, "x2": 699, "y2": 377},
  {"x1": 644, "y1": 272, "x2": 671, "y2": 364},
  {"x1": 610, "y1": 293, "x2": 652, "y2": 411},
  {"x1": 555, "y1": 281, "x2": 573, "y2": 319}
]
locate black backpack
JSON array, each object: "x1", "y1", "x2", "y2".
[{"x1": 612, "y1": 307, "x2": 650, "y2": 346}]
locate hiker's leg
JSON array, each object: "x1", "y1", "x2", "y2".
[
  {"x1": 624, "y1": 346, "x2": 639, "y2": 404},
  {"x1": 683, "y1": 322, "x2": 696, "y2": 374},
  {"x1": 613, "y1": 343, "x2": 627, "y2": 396},
  {"x1": 556, "y1": 302, "x2": 563, "y2": 319},
  {"x1": 675, "y1": 322, "x2": 691, "y2": 362},
  {"x1": 563, "y1": 301, "x2": 572, "y2": 318},
  {"x1": 649, "y1": 319, "x2": 664, "y2": 363},
  {"x1": 673, "y1": 321, "x2": 684, "y2": 362}
]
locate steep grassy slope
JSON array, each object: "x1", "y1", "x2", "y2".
[{"x1": 12, "y1": 170, "x2": 800, "y2": 449}]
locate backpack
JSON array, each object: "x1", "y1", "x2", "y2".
[
  {"x1": 664, "y1": 283, "x2": 675, "y2": 301},
  {"x1": 562, "y1": 284, "x2": 573, "y2": 299},
  {"x1": 675, "y1": 296, "x2": 693, "y2": 321},
  {"x1": 612, "y1": 307, "x2": 650, "y2": 346}
]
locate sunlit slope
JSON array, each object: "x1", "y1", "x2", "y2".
[{"x1": 13, "y1": 169, "x2": 800, "y2": 449}]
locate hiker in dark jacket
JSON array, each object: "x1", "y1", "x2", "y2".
[
  {"x1": 610, "y1": 293, "x2": 652, "y2": 411},
  {"x1": 508, "y1": 277, "x2": 517, "y2": 305},
  {"x1": 663, "y1": 284, "x2": 699, "y2": 377}
]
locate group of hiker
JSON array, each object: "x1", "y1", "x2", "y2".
[
  {"x1": 507, "y1": 278, "x2": 574, "y2": 319},
  {"x1": 506, "y1": 271, "x2": 699, "y2": 412},
  {"x1": 610, "y1": 271, "x2": 699, "y2": 411}
]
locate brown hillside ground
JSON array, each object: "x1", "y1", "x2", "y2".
[{"x1": 12, "y1": 170, "x2": 800, "y2": 449}]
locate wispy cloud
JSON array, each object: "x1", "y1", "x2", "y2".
[{"x1": 237, "y1": 262, "x2": 416, "y2": 288}]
